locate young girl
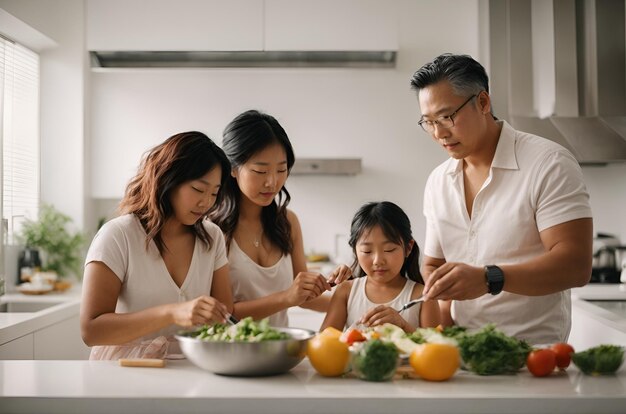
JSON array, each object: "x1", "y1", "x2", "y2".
[
  {"x1": 321, "y1": 201, "x2": 440, "y2": 333},
  {"x1": 210, "y1": 110, "x2": 334, "y2": 327},
  {"x1": 80, "y1": 131, "x2": 234, "y2": 360}
]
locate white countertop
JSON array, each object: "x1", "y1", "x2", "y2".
[
  {"x1": 571, "y1": 284, "x2": 626, "y2": 335},
  {"x1": 1, "y1": 359, "x2": 625, "y2": 414},
  {"x1": 1, "y1": 283, "x2": 626, "y2": 413},
  {"x1": 0, "y1": 285, "x2": 81, "y2": 345},
  {"x1": 571, "y1": 284, "x2": 626, "y2": 300}
]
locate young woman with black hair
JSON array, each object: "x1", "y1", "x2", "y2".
[{"x1": 210, "y1": 110, "x2": 341, "y2": 327}]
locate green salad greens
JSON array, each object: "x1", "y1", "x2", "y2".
[
  {"x1": 191, "y1": 317, "x2": 290, "y2": 342},
  {"x1": 456, "y1": 324, "x2": 531, "y2": 375},
  {"x1": 351, "y1": 339, "x2": 399, "y2": 381},
  {"x1": 571, "y1": 345, "x2": 625, "y2": 375},
  {"x1": 405, "y1": 325, "x2": 467, "y2": 345}
]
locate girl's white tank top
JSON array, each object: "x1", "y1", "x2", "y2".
[{"x1": 346, "y1": 276, "x2": 421, "y2": 330}]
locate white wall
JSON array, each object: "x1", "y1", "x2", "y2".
[{"x1": 89, "y1": 0, "x2": 480, "y2": 256}]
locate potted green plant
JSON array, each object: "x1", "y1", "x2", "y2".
[{"x1": 18, "y1": 203, "x2": 85, "y2": 282}]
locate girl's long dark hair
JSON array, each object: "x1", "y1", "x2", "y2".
[
  {"x1": 348, "y1": 201, "x2": 423, "y2": 283},
  {"x1": 210, "y1": 110, "x2": 295, "y2": 255},
  {"x1": 119, "y1": 131, "x2": 230, "y2": 254}
]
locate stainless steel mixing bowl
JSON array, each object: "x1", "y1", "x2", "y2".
[{"x1": 175, "y1": 327, "x2": 315, "y2": 376}]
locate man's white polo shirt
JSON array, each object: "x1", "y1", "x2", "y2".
[{"x1": 423, "y1": 121, "x2": 592, "y2": 344}]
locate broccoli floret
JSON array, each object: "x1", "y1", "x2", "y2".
[
  {"x1": 457, "y1": 324, "x2": 531, "y2": 375},
  {"x1": 352, "y1": 339, "x2": 399, "y2": 381}
]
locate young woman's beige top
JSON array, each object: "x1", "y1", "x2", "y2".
[{"x1": 84, "y1": 214, "x2": 228, "y2": 359}]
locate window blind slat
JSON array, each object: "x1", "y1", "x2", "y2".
[{"x1": 1, "y1": 39, "x2": 40, "y2": 243}]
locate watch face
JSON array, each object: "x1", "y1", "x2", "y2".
[{"x1": 487, "y1": 266, "x2": 504, "y2": 294}]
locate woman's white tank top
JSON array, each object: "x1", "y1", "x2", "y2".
[
  {"x1": 346, "y1": 276, "x2": 421, "y2": 330},
  {"x1": 228, "y1": 239, "x2": 293, "y2": 327}
]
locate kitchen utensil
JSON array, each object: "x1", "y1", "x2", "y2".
[
  {"x1": 592, "y1": 244, "x2": 626, "y2": 284},
  {"x1": 591, "y1": 233, "x2": 623, "y2": 283},
  {"x1": 175, "y1": 327, "x2": 314, "y2": 376},
  {"x1": 396, "y1": 296, "x2": 425, "y2": 313},
  {"x1": 327, "y1": 276, "x2": 353, "y2": 288},
  {"x1": 119, "y1": 358, "x2": 166, "y2": 368},
  {"x1": 226, "y1": 314, "x2": 239, "y2": 325}
]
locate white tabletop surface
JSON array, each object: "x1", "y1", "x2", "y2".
[{"x1": 1, "y1": 359, "x2": 625, "y2": 414}]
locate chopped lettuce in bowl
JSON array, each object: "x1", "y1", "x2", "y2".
[{"x1": 189, "y1": 317, "x2": 291, "y2": 342}]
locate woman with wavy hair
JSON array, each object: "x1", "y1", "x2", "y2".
[
  {"x1": 81, "y1": 131, "x2": 233, "y2": 359},
  {"x1": 211, "y1": 110, "x2": 343, "y2": 327}
]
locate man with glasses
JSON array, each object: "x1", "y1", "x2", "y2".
[{"x1": 411, "y1": 53, "x2": 592, "y2": 345}]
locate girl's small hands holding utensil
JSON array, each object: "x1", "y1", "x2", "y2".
[{"x1": 357, "y1": 304, "x2": 416, "y2": 333}]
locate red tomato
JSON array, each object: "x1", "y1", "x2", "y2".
[
  {"x1": 527, "y1": 349, "x2": 557, "y2": 377},
  {"x1": 342, "y1": 328, "x2": 366, "y2": 345},
  {"x1": 550, "y1": 343, "x2": 575, "y2": 369}
]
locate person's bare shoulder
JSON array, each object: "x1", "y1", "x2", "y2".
[{"x1": 411, "y1": 281, "x2": 426, "y2": 299}]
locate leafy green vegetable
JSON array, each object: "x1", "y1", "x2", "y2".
[
  {"x1": 352, "y1": 339, "x2": 399, "y2": 381},
  {"x1": 571, "y1": 345, "x2": 624, "y2": 375},
  {"x1": 406, "y1": 330, "x2": 426, "y2": 344},
  {"x1": 457, "y1": 324, "x2": 531, "y2": 375},
  {"x1": 441, "y1": 325, "x2": 467, "y2": 339},
  {"x1": 190, "y1": 317, "x2": 290, "y2": 342}
]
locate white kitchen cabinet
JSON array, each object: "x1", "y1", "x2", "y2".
[
  {"x1": 87, "y1": 0, "x2": 397, "y2": 53},
  {"x1": 264, "y1": 0, "x2": 398, "y2": 51},
  {"x1": 34, "y1": 315, "x2": 90, "y2": 360},
  {"x1": 0, "y1": 333, "x2": 34, "y2": 360},
  {"x1": 0, "y1": 315, "x2": 88, "y2": 360},
  {"x1": 87, "y1": 0, "x2": 263, "y2": 51}
]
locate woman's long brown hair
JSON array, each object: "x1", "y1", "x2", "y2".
[{"x1": 119, "y1": 131, "x2": 231, "y2": 254}]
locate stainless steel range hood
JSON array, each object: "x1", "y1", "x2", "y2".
[
  {"x1": 90, "y1": 50, "x2": 397, "y2": 69},
  {"x1": 494, "y1": 0, "x2": 626, "y2": 165},
  {"x1": 509, "y1": 115, "x2": 626, "y2": 165}
]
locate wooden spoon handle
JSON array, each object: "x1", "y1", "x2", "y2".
[{"x1": 119, "y1": 358, "x2": 166, "y2": 368}]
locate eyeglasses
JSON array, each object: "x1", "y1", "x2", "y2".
[{"x1": 418, "y1": 94, "x2": 477, "y2": 133}]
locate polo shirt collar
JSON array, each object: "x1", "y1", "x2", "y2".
[
  {"x1": 444, "y1": 120, "x2": 519, "y2": 176},
  {"x1": 491, "y1": 121, "x2": 519, "y2": 170}
]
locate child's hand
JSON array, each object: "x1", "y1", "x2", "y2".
[
  {"x1": 327, "y1": 264, "x2": 352, "y2": 286},
  {"x1": 358, "y1": 305, "x2": 411, "y2": 331}
]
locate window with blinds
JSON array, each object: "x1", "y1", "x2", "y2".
[{"x1": 0, "y1": 36, "x2": 40, "y2": 244}]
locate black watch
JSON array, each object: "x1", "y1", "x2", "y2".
[{"x1": 485, "y1": 265, "x2": 504, "y2": 295}]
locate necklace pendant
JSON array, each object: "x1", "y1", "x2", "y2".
[{"x1": 254, "y1": 239, "x2": 260, "y2": 248}]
